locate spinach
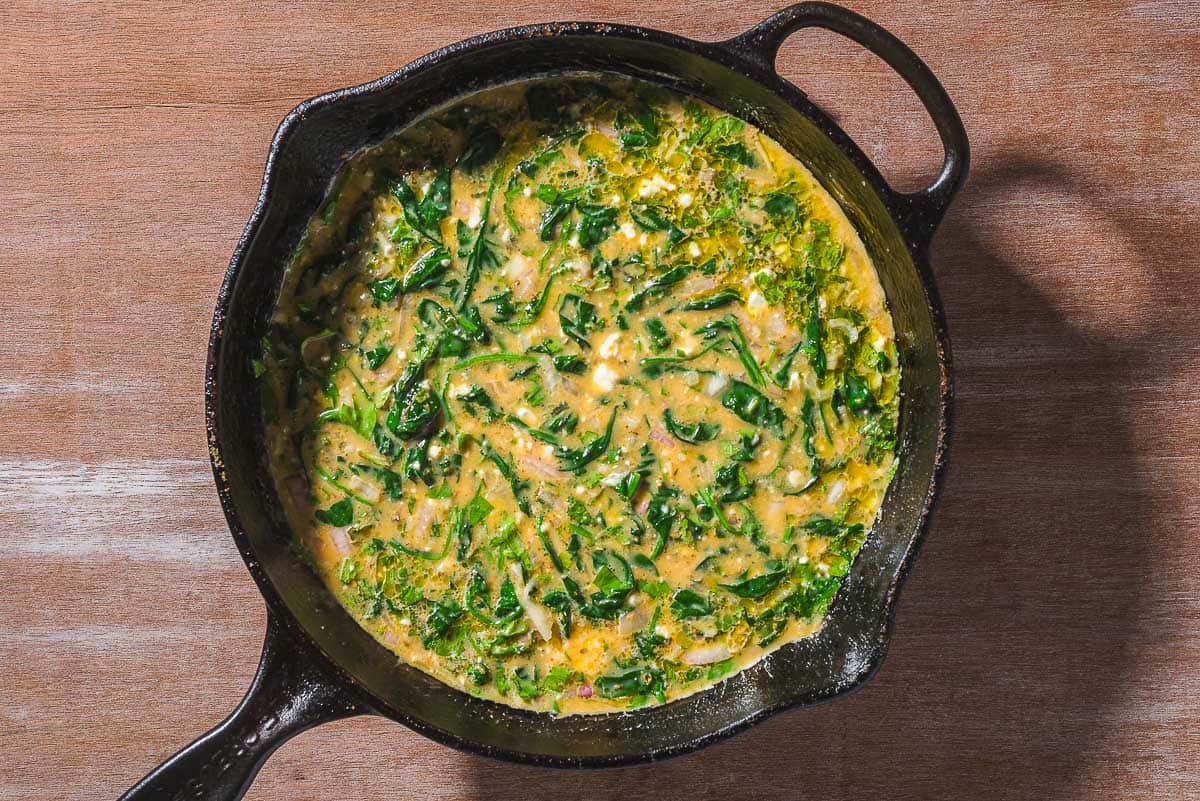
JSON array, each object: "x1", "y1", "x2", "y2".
[
  {"x1": 725, "y1": 430, "x2": 762, "y2": 462},
  {"x1": 403, "y1": 438, "x2": 434, "y2": 485},
  {"x1": 681, "y1": 288, "x2": 742, "y2": 311},
  {"x1": 615, "y1": 107, "x2": 660, "y2": 152},
  {"x1": 713, "y1": 141, "x2": 755, "y2": 167},
  {"x1": 543, "y1": 589, "x2": 573, "y2": 637},
  {"x1": 483, "y1": 287, "x2": 515, "y2": 322},
  {"x1": 449, "y1": 352, "x2": 536, "y2": 372},
  {"x1": 713, "y1": 462, "x2": 754, "y2": 503},
  {"x1": 372, "y1": 425, "x2": 404, "y2": 460},
  {"x1": 670, "y1": 588, "x2": 713, "y2": 619},
  {"x1": 646, "y1": 484, "x2": 679, "y2": 558},
  {"x1": 618, "y1": 444, "x2": 655, "y2": 501},
  {"x1": 552, "y1": 354, "x2": 586, "y2": 374},
  {"x1": 458, "y1": 385, "x2": 498, "y2": 421},
  {"x1": 558, "y1": 293, "x2": 600, "y2": 348},
  {"x1": 576, "y1": 203, "x2": 618, "y2": 248},
  {"x1": 541, "y1": 665, "x2": 580, "y2": 693},
  {"x1": 800, "y1": 395, "x2": 820, "y2": 475},
  {"x1": 720, "y1": 565, "x2": 787, "y2": 599},
  {"x1": 639, "y1": 338, "x2": 725, "y2": 377},
  {"x1": 696, "y1": 315, "x2": 766, "y2": 387},
  {"x1": 364, "y1": 343, "x2": 392, "y2": 370},
  {"x1": 644, "y1": 318, "x2": 671, "y2": 352},
  {"x1": 387, "y1": 384, "x2": 441, "y2": 439},
  {"x1": 317, "y1": 390, "x2": 377, "y2": 440},
  {"x1": 801, "y1": 303, "x2": 826, "y2": 378},
  {"x1": 368, "y1": 276, "x2": 400, "y2": 303},
  {"x1": 860, "y1": 413, "x2": 897, "y2": 463},
  {"x1": 387, "y1": 169, "x2": 449, "y2": 245},
  {"x1": 314, "y1": 497, "x2": 353, "y2": 527},
  {"x1": 842, "y1": 373, "x2": 877, "y2": 416},
  {"x1": 539, "y1": 196, "x2": 574, "y2": 241},
  {"x1": 556, "y1": 408, "x2": 617, "y2": 473},
  {"x1": 387, "y1": 522, "x2": 452, "y2": 561},
  {"x1": 804, "y1": 220, "x2": 844, "y2": 271},
  {"x1": 629, "y1": 203, "x2": 672, "y2": 231},
  {"x1": 422, "y1": 599, "x2": 463, "y2": 648},
  {"x1": 771, "y1": 341, "x2": 803, "y2": 388},
  {"x1": 544, "y1": 405, "x2": 579, "y2": 434},
  {"x1": 763, "y1": 192, "x2": 799, "y2": 219},
  {"x1": 459, "y1": 125, "x2": 503, "y2": 172},
  {"x1": 625, "y1": 264, "x2": 692, "y2": 311},
  {"x1": 721, "y1": 379, "x2": 786, "y2": 435},
  {"x1": 481, "y1": 441, "x2": 531, "y2": 516},
  {"x1": 455, "y1": 489, "x2": 493, "y2": 559},
  {"x1": 456, "y1": 163, "x2": 506, "y2": 312},
  {"x1": 400, "y1": 246, "x2": 451, "y2": 293},
  {"x1": 662, "y1": 409, "x2": 720, "y2": 444},
  {"x1": 596, "y1": 666, "x2": 664, "y2": 700}
]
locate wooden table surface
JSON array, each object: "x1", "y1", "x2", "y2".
[{"x1": 3, "y1": 1, "x2": 1197, "y2": 799}]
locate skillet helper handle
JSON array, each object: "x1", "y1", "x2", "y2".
[
  {"x1": 117, "y1": 613, "x2": 363, "y2": 801},
  {"x1": 727, "y1": 1, "x2": 969, "y2": 244}
]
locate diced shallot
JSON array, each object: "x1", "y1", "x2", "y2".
[
  {"x1": 509, "y1": 564, "x2": 554, "y2": 641},
  {"x1": 826, "y1": 479, "x2": 847, "y2": 505},
  {"x1": 284, "y1": 475, "x2": 311, "y2": 511},
  {"x1": 343, "y1": 473, "x2": 381, "y2": 503},
  {"x1": 520, "y1": 453, "x2": 569, "y2": 481},
  {"x1": 704, "y1": 372, "x2": 730, "y2": 397},
  {"x1": 827, "y1": 318, "x2": 860, "y2": 343},
  {"x1": 765, "y1": 312, "x2": 790, "y2": 338},
  {"x1": 649, "y1": 429, "x2": 676, "y2": 449},
  {"x1": 616, "y1": 604, "x2": 652, "y2": 636},
  {"x1": 411, "y1": 501, "x2": 435, "y2": 540},
  {"x1": 327, "y1": 526, "x2": 352, "y2": 557},
  {"x1": 683, "y1": 644, "x2": 732, "y2": 665},
  {"x1": 537, "y1": 355, "x2": 562, "y2": 394}
]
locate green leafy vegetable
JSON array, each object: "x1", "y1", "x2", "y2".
[
  {"x1": 556, "y1": 408, "x2": 617, "y2": 473},
  {"x1": 662, "y1": 409, "x2": 720, "y2": 444},
  {"x1": 671, "y1": 588, "x2": 713, "y2": 619},
  {"x1": 315, "y1": 498, "x2": 353, "y2": 527},
  {"x1": 720, "y1": 379, "x2": 786, "y2": 435},
  {"x1": 558, "y1": 293, "x2": 600, "y2": 348}
]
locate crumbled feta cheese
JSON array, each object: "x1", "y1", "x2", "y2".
[
  {"x1": 678, "y1": 191, "x2": 693, "y2": 208},
  {"x1": 599, "y1": 332, "x2": 621, "y2": 359},
  {"x1": 747, "y1": 289, "x2": 768, "y2": 316},
  {"x1": 637, "y1": 173, "x2": 676, "y2": 197},
  {"x1": 611, "y1": 194, "x2": 622, "y2": 205},
  {"x1": 787, "y1": 469, "x2": 804, "y2": 486},
  {"x1": 516, "y1": 406, "x2": 535, "y2": 423},
  {"x1": 522, "y1": 185, "x2": 532, "y2": 197},
  {"x1": 592, "y1": 362, "x2": 618, "y2": 392},
  {"x1": 688, "y1": 241, "x2": 702, "y2": 258},
  {"x1": 568, "y1": 234, "x2": 579, "y2": 248},
  {"x1": 428, "y1": 444, "x2": 443, "y2": 458},
  {"x1": 620, "y1": 222, "x2": 637, "y2": 239}
]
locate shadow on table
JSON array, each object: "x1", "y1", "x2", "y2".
[{"x1": 461, "y1": 156, "x2": 1168, "y2": 799}]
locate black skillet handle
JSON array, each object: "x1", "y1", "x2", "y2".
[
  {"x1": 117, "y1": 613, "x2": 364, "y2": 801},
  {"x1": 725, "y1": 2, "x2": 970, "y2": 245}
]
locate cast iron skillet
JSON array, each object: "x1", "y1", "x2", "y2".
[{"x1": 119, "y1": 4, "x2": 966, "y2": 798}]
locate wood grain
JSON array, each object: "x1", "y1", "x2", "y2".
[{"x1": 1, "y1": 2, "x2": 1197, "y2": 799}]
